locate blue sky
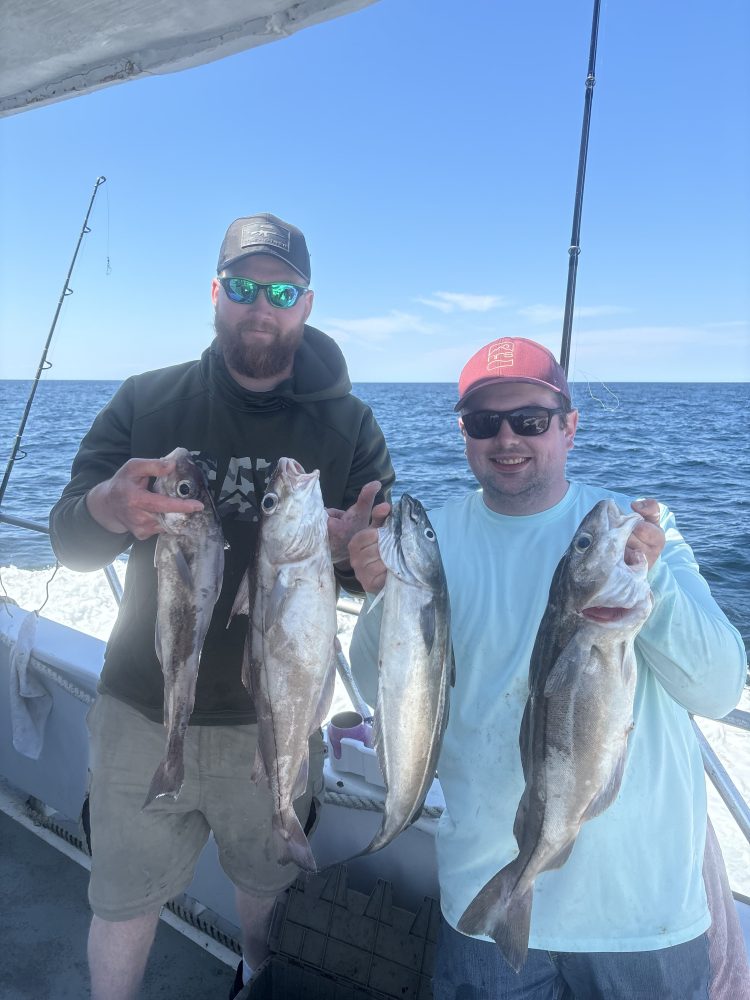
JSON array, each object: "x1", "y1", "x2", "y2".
[{"x1": 1, "y1": 0, "x2": 748, "y2": 383}]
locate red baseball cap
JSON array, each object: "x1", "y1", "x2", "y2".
[{"x1": 455, "y1": 337, "x2": 571, "y2": 411}]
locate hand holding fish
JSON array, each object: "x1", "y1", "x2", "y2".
[
  {"x1": 626, "y1": 498, "x2": 665, "y2": 569},
  {"x1": 86, "y1": 457, "x2": 205, "y2": 539},
  {"x1": 348, "y1": 525, "x2": 388, "y2": 593},
  {"x1": 326, "y1": 480, "x2": 390, "y2": 565}
]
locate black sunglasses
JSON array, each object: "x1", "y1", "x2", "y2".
[
  {"x1": 462, "y1": 406, "x2": 565, "y2": 439},
  {"x1": 218, "y1": 275, "x2": 309, "y2": 309}
]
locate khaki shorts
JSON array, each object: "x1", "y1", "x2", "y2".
[{"x1": 86, "y1": 693, "x2": 324, "y2": 921}]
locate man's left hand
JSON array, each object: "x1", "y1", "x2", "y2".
[
  {"x1": 326, "y1": 481, "x2": 390, "y2": 566},
  {"x1": 627, "y1": 498, "x2": 666, "y2": 570}
]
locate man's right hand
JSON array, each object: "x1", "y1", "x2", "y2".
[
  {"x1": 85, "y1": 457, "x2": 204, "y2": 540},
  {"x1": 348, "y1": 526, "x2": 388, "y2": 594}
]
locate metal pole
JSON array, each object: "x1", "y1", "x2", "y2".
[
  {"x1": 559, "y1": 0, "x2": 601, "y2": 375},
  {"x1": 0, "y1": 176, "x2": 107, "y2": 506}
]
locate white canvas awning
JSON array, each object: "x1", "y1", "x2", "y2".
[{"x1": 0, "y1": 0, "x2": 379, "y2": 117}]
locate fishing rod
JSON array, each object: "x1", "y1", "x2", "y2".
[
  {"x1": 0, "y1": 175, "x2": 107, "y2": 507},
  {"x1": 559, "y1": 0, "x2": 601, "y2": 376}
]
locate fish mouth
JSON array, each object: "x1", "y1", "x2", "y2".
[
  {"x1": 272, "y1": 457, "x2": 319, "y2": 491},
  {"x1": 579, "y1": 553, "x2": 652, "y2": 626},
  {"x1": 581, "y1": 605, "x2": 632, "y2": 623}
]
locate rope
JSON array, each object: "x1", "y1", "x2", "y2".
[
  {"x1": 18, "y1": 654, "x2": 95, "y2": 706},
  {"x1": 323, "y1": 787, "x2": 443, "y2": 820}
]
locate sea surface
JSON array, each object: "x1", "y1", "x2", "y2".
[
  {"x1": 1, "y1": 378, "x2": 748, "y2": 655},
  {"x1": 1, "y1": 379, "x2": 749, "y2": 894}
]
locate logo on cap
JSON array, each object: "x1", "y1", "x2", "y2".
[
  {"x1": 240, "y1": 221, "x2": 291, "y2": 253},
  {"x1": 487, "y1": 340, "x2": 515, "y2": 371}
]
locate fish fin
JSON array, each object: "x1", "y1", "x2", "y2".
[
  {"x1": 518, "y1": 697, "x2": 534, "y2": 782},
  {"x1": 544, "y1": 839, "x2": 576, "y2": 871},
  {"x1": 241, "y1": 649, "x2": 256, "y2": 697},
  {"x1": 512, "y1": 789, "x2": 530, "y2": 845},
  {"x1": 580, "y1": 746, "x2": 628, "y2": 822},
  {"x1": 155, "y1": 619, "x2": 164, "y2": 669},
  {"x1": 367, "y1": 589, "x2": 385, "y2": 613},
  {"x1": 229, "y1": 571, "x2": 251, "y2": 622},
  {"x1": 274, "y1": 808, "x2": 318, "y2": 872},
  {"x1": 449, "y1": 642, "x2": 456, "y2": 688},
  {"x1": 313, "y1": 653, "x2": 338, "y2": 730},
  {"x1": 251, "y1": 746, "x2": 269, "y2": 786},
  {"x1": 543, "y1": 636, "x2": 588, "y2": 696},
  {"x1": 457, "y1": 860, "x2": 532, "y2": 973},
  {"x1": 263, "y1": 572, "x2": 292, "y2": 632},
  {"x1": 172, "y1": 548, "x2": 194, "y2": 590},
  {"x1": 620, "y1": 646, "x2": 637, "y2": 686},
  {"x1": 292, "y1": 758, "x2": 309, "y2": 802},
  {"x1": 143, "y1": 757, "x2": 184, "y2": 808},
  {"x1": 419, "y1": 600, "x2": 436, "y2": 656}
]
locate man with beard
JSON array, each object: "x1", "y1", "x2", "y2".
[{"x1": 49, "y1": 213, "x2": 395, "y2": 1000}]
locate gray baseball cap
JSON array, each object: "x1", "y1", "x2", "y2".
[{"x1": 217, "y1": 213, "x2": 311, "y2": 283}]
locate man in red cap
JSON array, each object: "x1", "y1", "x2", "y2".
[
  {"x1": 348, "y1": 337, "x2": 747, "y2": 999},
  {"x1": 50, "y1": 213, "x2": 394, "y2": 1000}
]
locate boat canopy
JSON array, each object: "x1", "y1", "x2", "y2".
[{"x1": 0, "y1": 0, "x2": 378, "y2": 118}]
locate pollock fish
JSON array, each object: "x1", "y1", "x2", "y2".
[
  {"x1": 233, "y1": 458, "x2": 337, "y2": 872},
  {"x1": 143, "y1": 447, "x2": 225, "y2": 807},
  {"x1": 458, "y1": 498, "x2": 653, "y2": 971},
  {"x1": 363, "y1": 493, "x2": 452, "y2": 856}
]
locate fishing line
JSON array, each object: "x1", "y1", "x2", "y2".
[
  {"x1": 37, "y1": 561, "x2": 61, "y2": 616},
  {"x1": 105, "y1": 181, "x2": 112, "y2": 276},
  {"x1": 0, "y1": 570, "x2": 16, "y2": 616},
  {"x1": 580, "y1": 371, "x2": 620, "y2": 411}
]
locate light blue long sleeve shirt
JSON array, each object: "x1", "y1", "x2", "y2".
[{"x1": 349, "y1": 481, "x2": 747, "y2": 952}]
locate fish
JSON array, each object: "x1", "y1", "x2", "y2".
[
  {"x1": 457, "y1": 498, "x2": 653, "y2": 971},
  {"x1": 143, "y1": 447, "x2": 225, "y2": 807},
  {"x1": 232, "y1": 457, "x2": 337, "y2": 872},
  {"x1": 362, "y1": 493, "x2": 452, "y2": 856}
]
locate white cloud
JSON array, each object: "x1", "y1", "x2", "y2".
[
  {"x1": 323, "y1": 310, "x2": 435, "y2": 344},
  {"x1": 518, "y1": 304, "x2": 628, "y2": 323},
  {"x1": 566, "y1": 323, "x2": 750, "y2": 381},
  {"x1": 418, "y1": 291, "x2": 507, "y2": 313}
]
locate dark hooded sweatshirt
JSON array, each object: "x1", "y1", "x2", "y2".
[{"x1": 49, "y1": 329, "x2": 394, "y2": 725}]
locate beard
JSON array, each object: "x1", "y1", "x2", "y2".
[{"x1": 214, "y1": 312, "x2": 305, "y2": 380}]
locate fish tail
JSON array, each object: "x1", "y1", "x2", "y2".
[
  {"x1": 141, "y1": 728, "x2": 185, "y2": 809},
  {"x1": 361, "y1": 812, "x2": 408, "y2": 856},
  {"x1": 274, "y1": 808, "x2": 318, "y2": 873},
  {"x1": 457, "y1": 860, "x2": 533, "y2": 973},
  {"x1": 142, "y1": 754, "x2": 185, "y2": 808}
]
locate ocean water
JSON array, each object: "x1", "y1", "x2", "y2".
[
  {"x1": 0, "y1": 378, "x2": 748, "y2": 652},
  {"x1": 1, "y1": 378, "x2": 749, "y2": 893}
]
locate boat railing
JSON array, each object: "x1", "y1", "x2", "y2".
[{"x1": 2, "y1": 508, "x2": 749, "y2": 849}]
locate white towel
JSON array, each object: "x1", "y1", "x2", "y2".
[{"x1": 9, "y1": 611, "x2": 52, "y2": 759}]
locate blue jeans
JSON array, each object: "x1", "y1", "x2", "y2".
[{"x1": 432, "y1": 917, "x2": 711, "y2": 1000}]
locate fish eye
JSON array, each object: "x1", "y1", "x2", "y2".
[
  {"x1": 424, "y1": 527, "x2": 436, "y2": 541},
  {"x1": 261, "y1": 493, "x2": 279, "y2": 514},
  {"x1": 176, "y1": 480, "x2": 193, "y2": 498},
  {"x1": 574, "y1": 532, "x2": 593, "y2": 552}
]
